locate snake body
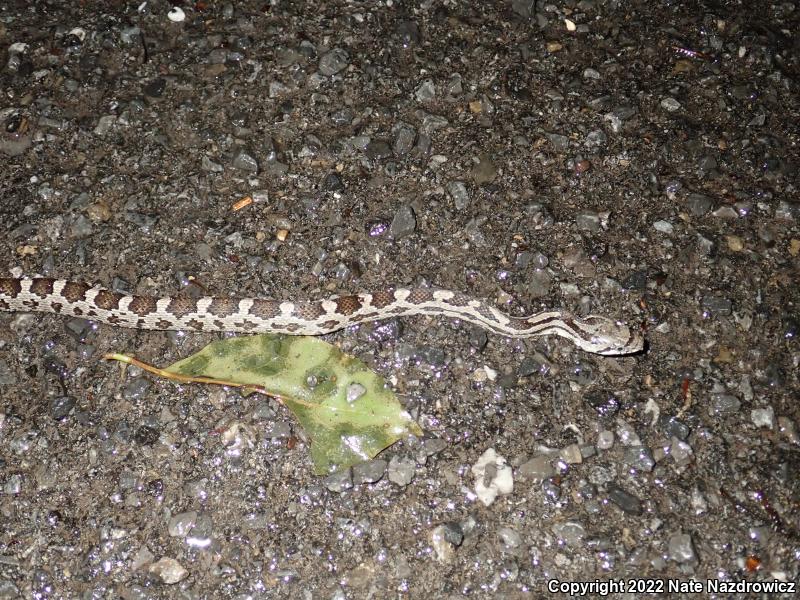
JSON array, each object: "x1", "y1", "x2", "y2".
[{"x1": 0, "y1": 278, "x2": 643, "y2": 355}]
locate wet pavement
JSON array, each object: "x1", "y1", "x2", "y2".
[{"x1": 1, "y1": 0, "x2": 799, "y2": 598}]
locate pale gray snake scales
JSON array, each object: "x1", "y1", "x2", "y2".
[{"x1": 0, "y1": 278, "x2": 644, "y2": 355}]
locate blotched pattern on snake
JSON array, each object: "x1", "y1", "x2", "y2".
[{"x1": 0, "y1": 278, "x2": 644, "y2": 355}]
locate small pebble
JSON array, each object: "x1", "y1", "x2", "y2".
[
  {"x1": 596, "y1": 430, "x2": 614, "y2": 450},
  {"x1": 387, "y1": 456, "x2": 415, "y2": 486},
  {"x1": 777, "y1": 417, "x2": 799, "y2": 444},
  {"x1": 168, "y1": 511, "x2": 197, "y2": 537},
  {"x1": 417, "y1": 438, "x2": 447, "y2": 464},
  {"x1": 319, "y1": 48, "x2": 349, "y2": 76},
  {"x1": 712, "y1": 206, "x2": 739, "y2": 219},
  {"x1": 323, "y1": 469, "x2": 354, "y2": 493},
  {"x1": 583, "y1": 130, "x2": 606, "y2": 150},
  {"x1": 575, "y1": 212, "x2": 601, "y2": 232},
  {"x1": 430, "y1": 523, "x2": 462, "y2": 562},
  {"x1": 545, "y1": 132, "x2": 569, "y2": 151},
  {"x1": 232, "y1": 150, "x2": 258, "y2": 173},
  {"x1": 262, "y1": 420, "x2": 292, "y2": 439},
  {"x1": 551, "y1": 521, "x2": 585, "y2": 546},
  {"x1": 691, "y1": 487, "x2": 708, "y2": 514},
  {"x1": 623, "y1": 446, "x2": 656, "y2": 472},
  {"x1": 0, "y1": 360, "x2": 16, "y2": 385},
  {"x1": 559, "y1": 444, "x2": 583, "y2": 464},
  {"x1": 469, "y1": 328, "x2": 488, "y2": 351},
  {"x1": 517, "y1": 351, "x2": 551, "y2": 377},
  {"x1": 167, "y1": 7, "x2": 185, "y2": 22},
  {"x1": 392, "y1": 123, "x2": 416, "y2": 156},
  {"x1": 471, "y1": 154, "x2": 497, "y2": 185},
  {"x1": 346, "y1": 382, "x2": 366, "y2": 404},
  {"x1": 447, "y1": 181, "x2": 469, "y2": 210},
  {"x1": 670, "y1": 437, "x2": 693, "y2": 462},
  {"x1": 517, "y1": 455, "x2": 555, "y2": 481},
  {"x1": 584, "y1": 392, "x2": 620, "y2": 418},
  {"x1": 50, "y1": 396, "x2": 75, "y2": 420},
  {"x1": 615, "y1": 420, "x2": 642, "y2": 446},
  {"x1": 526, "y1": 269, "x2": 552, "y2": 298},
  {"x1": 389, "y1": 205, "x2": 416, "y2": 239},
  {"x1": 606, "y1": 484, "x2": 643, "y2": 515},
  {"x1": 414, "y1": 79, "x2": 436, "y2": 102},
  {"x1": 583, "y1": 68, "x2": 601, "y2": 80},
  {"x1": 622, "y1": 270, "x2": 648, "y2": 290},
  {"x1": 751, "y1": 406, "x2": 775, "y2": 428},
  {"x1": 667, "y1": 532, "x2": 696, "y2": 563},
  {"x1": 365, "y1": 140, "x2": 392, "y2": 160},
  {"x1": 471, "y1": 448, "x2": 513, "y2": 506},
  {"x1": 122, "y1": 377, "x2": 150, "y2": 400},
  {"x1": 701, "y1": 295, "x2": 733, "y2": 317},
  {"x1": 658, "y1": 415, "x2": 690, "y2": 441},
  {"x1": 725, "y1": 235, "x2": 744, "y2": 251},
  {"x1": 686, "y1": 193, "x2": 713, "y2": 216},
  {"x1": 653, "y1": 220, "x2": 674, "y2": 234},
  {"x1": 497, "y1": 527, "x2": 522, "y2": 550},
  {"x1": 352, "y1": 460, "x2": 387, "y2": 484},
  {"x1": 143, "y1": 78, "x2": 166, "y2": 98},
  {"x1": 709, "y1": 393, "x2": 741, "y2": 416},
  {"x1": 148, "y1": 557, "x2": 187, "y2": 584}
]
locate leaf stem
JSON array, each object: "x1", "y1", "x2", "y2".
[{"x1": 103, "y1": 353, "x2": 284, "y2": 403}]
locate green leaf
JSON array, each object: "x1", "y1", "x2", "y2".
[{"x1": 165, "y1": 334, "x2": 422, "y2": 474}]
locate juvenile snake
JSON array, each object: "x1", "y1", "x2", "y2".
[{"x1": 0, "y1": 278, "x2": 644, "y2": 355}]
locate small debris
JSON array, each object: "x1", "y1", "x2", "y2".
[
  {"x1": 471, "y1": 448, "x2": 513, "y2": 506},
  {"x1": 231, "y1": 196, "x2": 253, "y2": 211}
]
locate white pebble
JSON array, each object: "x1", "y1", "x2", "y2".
[
  {"x1": 751, "y1": 406, "x2": 775, "y2": 429},
  {"x1": 148, "y1": 557, "x2": 187, "y2": 584},
  {"x1": 168, "y1": 6, "x2": 185, "y2": 22},
  {"x1": 597, "y1": 430, "x2": 614, "y2": 450},
  {"x1": 68, "y1": 27, "x2": 86, "y2": 42},
  {"x1": 471, "y1": 448, "x2": 513, "y2": 506},
  {"x1": 661, "y1": 97, "x2": 682, "y2": 112},
  {"x1": 653, "y1": 220, "x2": 674, "y2": 234}
]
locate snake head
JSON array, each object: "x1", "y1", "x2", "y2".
[{"x1": 574, "y1": 315, "x2": 645, "y2": 356}]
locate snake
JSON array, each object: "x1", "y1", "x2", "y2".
[{"x1": 0, "y1": 277, "x2": 644, "y2": 355}]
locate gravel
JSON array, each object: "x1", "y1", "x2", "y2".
[{"x1": 1, "y1": 0, "x2": 798, "y2": 597}]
